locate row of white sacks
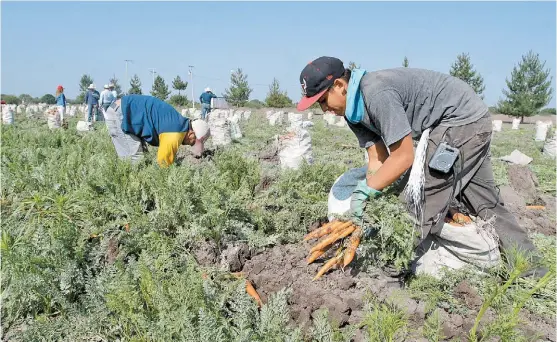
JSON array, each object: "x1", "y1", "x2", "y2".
[{"x1": 492, "y1": 119, "x2": 553, "y2": 140}]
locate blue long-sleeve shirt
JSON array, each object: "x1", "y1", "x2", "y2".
[
  {"x1": 56, "y1": 93, "x2": 66, "y2": 107},
  {"x1": 85, "y1": 90, "x2": 100, "y2": 105},
  {"x1": 199, "y1": 91, "x2": 216, "y2": 104}
]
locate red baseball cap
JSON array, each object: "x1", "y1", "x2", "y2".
[{"x1": 297, "y1": 56, "x2": 345, "y2": 111}]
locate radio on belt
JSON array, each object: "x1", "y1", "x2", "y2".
[{"x1": 428, "y1": 142, "x2": 460, "y2": 174}]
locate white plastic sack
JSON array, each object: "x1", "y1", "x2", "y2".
[
  {"x1": 543, "y1": 136, "x2": 556, "y2": 158},
  {"x1": 46, "y1": 108, "x2": 61, "y2": 129},
  {"x1": 335, "y1": 117, "x2": 347, "y2": 127},
  {"x1": 511, "y1": 118, "x2": 521, "y2": 130},
  {"x1": 288, "y1": 112, "x2": 304, "y2": 129},
  {"x1": 181, "y1": 108, "x2": 189, "y2": 117},
  {"x1": 16, "y1": 105, "x2": 25, "y2": 114},
  {"x1": 323, "y1": 113, "x2": 337, "y2": 126},
  {"x1": 307, "y1": 112, "x2": 313, "y2": 120},
  {"x1": 301, "y1": 121, "x2": 314, "y2": 129},
  {"x1": 535, "y1": 121, "x2": 550, "y2": 141},
  {"x1": 243, "y1": 111, "x2": 252, "y2": 120},
  {"x1": 76, "y1": 120, "x2": 94, "y2": 132},
  {"x1": 228, "y1": 116, "x2": 243, "y2": 140},
  {"x1": 2, "y1": 106, "x2": 14, "y2": 125},
  {"x1": 327, "y1": 167, "x2": 367, "y2": 221},
  {"x1": 278, "y1": 128, "x2": 313, "y2": 170},
  {"x1": 412, "y1": 220, "x2": 501, "y2": 279},
  {"x1": 69, "y1": 106, "x2": 77, "y2": 117},
  {"x1": 269, "y1": 111, "x2": 284, "y2": 126},
  {"x1": 492, "y1": 120, "x2": 502, "y2": 132},
  {"x1": 210, "y1": 119, "x2": 232, "y2": 146}
]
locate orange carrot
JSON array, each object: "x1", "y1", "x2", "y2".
[
  {"x1": 310, "y1": 225, "x2": 356, "y2": 254},
  {"x1": 307, "y1": 244, "x2": 332, "y2": 264},
  {"x1": 303, "y1": 221, "x2": 336, "y2": 241},
  {"x1": 245, "y1": 280, "x2": 263, "y2": 307},
  {"x1": 313, "y1": 254, "x2": 343, "y2": 281},
  {"x1": 526, "y1": 205, "x2": 546, "y2": 210},
  {"x1": 453, "y1": 213, "x2": 472, "y2": 224},
  {"x1": 343, "y1": 227, "x2": 362, "y2": 267}
]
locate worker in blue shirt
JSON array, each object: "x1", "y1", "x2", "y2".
[{"x1": 199, "y1": 87, "x2": 217, "y2": 120}]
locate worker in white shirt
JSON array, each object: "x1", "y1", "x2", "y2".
[{"x1": 100, "y1": 84, "x2": 116, "y2": 113}]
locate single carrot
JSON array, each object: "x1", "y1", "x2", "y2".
[
  {"x1": 313, "y1": 254, "x2": 343, "y2": 281},
  {"x1": 305, "y1": 220, "x2": 352, "y2": 242},
  {"x1": 310, "y1": 225, "x2": 356, "y2": 254},
  {"x1": 307, "y1": 244, "x2": 332, "y2": 264},
  {"x1": 526, "y1": 205, "x2": 545, "y2": 210},
  {"x1": 343, "y1": 227, "x2": 362, "y2": 267},
  {"x1": 245, "y1": 280, "x2": 263, "y2": 307},
  {"x1": 303, "y1": 221, "x2": 336, "y2": 241}
]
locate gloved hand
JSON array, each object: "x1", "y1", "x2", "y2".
[{"x1": 350, "y1": 179, "x2": 381, "y2": 224}]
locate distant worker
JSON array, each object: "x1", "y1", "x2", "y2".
[
  {"x1": 199, "y1": 87, "x2": 217, "y2": 120},
  {"x1": 55, "y1": 85, "x2": 67, "y2": 124},
  {"x1": 109, "y1": 83, "x2": 118, "y2": 99},
  {"x1": 84, "y1": 84, "x2": 100, "y2": 122},
  {"x1": 103, "y1": 94, "x2": 211, "y2": 167},
  {"x1": 100, "y1": 84, "x2": 115, "y2": 113}
]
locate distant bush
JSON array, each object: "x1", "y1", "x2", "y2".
[{"x1": 539, "y1": 108, "x2": 556, "y2": 115}]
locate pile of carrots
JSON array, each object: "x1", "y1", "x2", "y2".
[
  {"x1": 444, "y1": 211, "x2": 473, "y2": 227},
  {"x1": 303, "y1": 220, "x2": 362, "y2": 281}
]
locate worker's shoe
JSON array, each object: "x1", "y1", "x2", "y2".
[{"x1": 519, "y1": 266, "x2": 549, "y2": 279}]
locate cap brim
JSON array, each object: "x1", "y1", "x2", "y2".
[{"x1": 296, "y1": 89, "x2": 327, "y2": 111}]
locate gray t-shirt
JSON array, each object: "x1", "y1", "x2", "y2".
[{"x1": 347, "y1": 67, "x2": 488, "y2": 148}]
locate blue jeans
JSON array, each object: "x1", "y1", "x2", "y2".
[
  {"x1": 87, "y1": 104, "x2": 100, "y2": 122},
  {"x1": 201, "y1": 103, "x2": 211, "y2": 120}
]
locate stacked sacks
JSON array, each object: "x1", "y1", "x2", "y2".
[
  {"x1": 511, "y1": 118, "x2": 521, "y2": 130},
  {"x1": 243, "y1": 110, "x2": 252, "y2": 120},
  {"x1": 492, "y1": 120, "x2": 503, "y2": 132},
  {"x1": 267, "y1": 111, "x2": 284, "y2": 126},
  {"x1": 46, "y1": 107, "x2": 61, "y2": 129},
  {"x1": 535, "y1": 121, "x2": 552, "y2": 141},
  {"x1": 2, "y1": 104, "x2": 14, "y2": 125}
]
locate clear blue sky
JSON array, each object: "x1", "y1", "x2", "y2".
[{"x1": 2, "y1": 1, "x2": 556, "y2": 107}]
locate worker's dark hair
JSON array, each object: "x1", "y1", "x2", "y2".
[{"x1": 340, "y1": 68, "x2": 351, "y2": 82}]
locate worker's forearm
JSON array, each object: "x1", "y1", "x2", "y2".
[{"x1": 366, "y1": 154, "x2": 412, "y2": 191}]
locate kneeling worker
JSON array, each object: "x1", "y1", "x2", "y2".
[{"x1": 104, "y1": 94, "x2": 210, "y2": 167}]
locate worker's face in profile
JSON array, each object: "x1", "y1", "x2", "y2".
[{"x1": 318, "y1": 79, "x2": 347, "y2": 116}]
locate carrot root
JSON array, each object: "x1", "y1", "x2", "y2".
[
  {"x1": 246, "y1": 280, "x2": 263, "y2": 307},
  {"x1": 313, "y1": 254, "x2": 343, "y2": 281},
  {"x1": 310, "y1": 225, "x2": 356, "y2": 254},
  {"x1": 343, "y1": 227, "x2": 362, "y2": 267}
]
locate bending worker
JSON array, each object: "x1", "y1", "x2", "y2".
[
  {"x1": 296, "y1": 56, "x2": 545, "y2": 278},
  {"x1": 199, "y1": 87, "x2": 217, "y2": 120},
  {"x1": 104, "y1": 94, "x2": 211, "y2": 167}
]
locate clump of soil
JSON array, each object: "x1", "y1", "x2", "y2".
[
  {"x1": 220, "y1": 242, "x2": 250, "y2": 272},
  {"x1": 192, "y1": 240, "x2": 219, "y2": 267}
]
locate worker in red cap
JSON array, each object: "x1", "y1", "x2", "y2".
[
  {"x1": 55, "y1": 85, "x2": 67, "y2": 126},
  {"x1": 296, "y1": 56, "x2": 545, "y2": 279}
]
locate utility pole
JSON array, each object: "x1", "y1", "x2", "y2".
[
  {"x1": 188, "y1": 65, "x2": 195, "y2": 110},
  {"x1": 124, "y1": 59, "x2": 133, "y2": 94},
  {"x1": 148, "y1": 68, "x2": 157, "y2": 88}
]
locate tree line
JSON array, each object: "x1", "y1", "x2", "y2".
[{"x1": 2, "y1": 50, "x2": 554, "y2": 119}]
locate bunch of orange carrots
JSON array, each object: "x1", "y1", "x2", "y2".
[{"x1": 303, "y1": 220, "x2": 363, "y2": 281}]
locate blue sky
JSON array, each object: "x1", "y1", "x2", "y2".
[{"x1": 2, "y1": 1, "x2": 556, "y2": 107}]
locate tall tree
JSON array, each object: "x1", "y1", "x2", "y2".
[
  {"x1": 497, "y1": 50, "x2": 553, "y2": 123},
  {"x1": 449, "y1": 53, "x2": 485, "y2": 98},
  {"x1": 402, "y1": 56, "x2": 409, "y2": 67},
  {"x1": 128, "y1": 74, "x2": 142, "y2": 95},
  {"x1": 265, "y1": 78, "x2": 293, "y2": 108},
  {"x1": 224, "y1": 68, "x2": 252, "y2": 107},
  {"x1": 40, "y1": 94, "x2": 56, "y2": 104},
  {"x1": 150, "y1": 75, "x2": 170, "y2": 100},
  {"x1": 109, "y1": 76, "x2": 123, "y2": 98},
  {"x1": 172, "y1": 75, "x2": 188, "y2": 96},
  {"x1": 77, "y1": 74, "x2": 94, "y2": 103},
  {"x1": 19, "y1": 94, "x2": 36, "y2": 104},
  {"x1": 348, "y1": 61, "x2": 360, "y2": 70}
]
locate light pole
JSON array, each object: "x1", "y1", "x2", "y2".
[
  {"x1": 124, "y1": 59, "x2": 133, "y2": 94},
  {"x1": 188, "y1": 65, "x2": 194, "y2": 110},
  {"x1": 148, "y1": 68, "x2": 157, "y2": 88}
]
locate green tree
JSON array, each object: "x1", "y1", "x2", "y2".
[
  {"x1": 169, "y1": 94, "x2": 189, "y2": 107},
  {"x1": 497, "y1": 50, "x2": 553, "y2": 122},
  {"x1": 348, "y1": 61, "x2": 360, "y2": 70},
  {"x1": 265, "y1": 78, "x2": 293, "y2": 108},
  {"x1": 19, "y1": 94, "x2": 36, "y2": 104},
  {"x1": 109, "y1": 76, "x2": 123, "y2": 98},
  {"x1": 77, "y1": 74, "x2": 94, "y2": 103},
  {"x1": 449, "y1": 53, "x2": 485, "y2": 98},
  {"x1": 40, "y1": 94, "x2": 56, "y2": 104},
  {"x1": 1, "y1": 94, "x2": 21, "y2": 105},
  {"x1": 172, "y1": 75, "x2": 188, "y2": 96},
  {"x1": 245, "y1": 99, "x2": 265, "y2": 109},
  {"x1": 150, "y1": 75, "x2": 171, "y2": 101},
  {"x1": 128, "y1": 74, "x2": 142, "y2": 95},
  {"x1": 403, "y1": 56, "x2": 409, "y2": 67},
  {"x1": 540, "y1": 107, "x2": 556, "y2": 115},
  {"x1": 223, "y1": 68, "x2": 252, "y2": 107}
]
